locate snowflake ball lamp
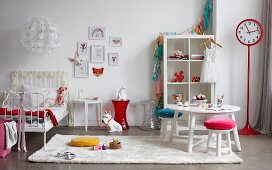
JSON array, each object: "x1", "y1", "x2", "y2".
[{"x1": 21, "y1": 1, "x2": 60, "y2": 55}]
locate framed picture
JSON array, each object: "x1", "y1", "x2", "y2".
[
  {"x1": 109, "y1": 36, "x2": 122, "y2": 47},
  {"x1": 88, "y1": 26, "x2": 106, "y2": 40},
  {"x1": 91, "y1": 45, "x2": 105, "y2": 63},
  {"x1": 108, "y1": 53, "x2": 119, "y2": 66},
  {"x1": 77, "y1": 42, "x2": 88, "y2": 55},
  {"x1": 74, "y1": 60, "x2": 89, "y2": 78}
]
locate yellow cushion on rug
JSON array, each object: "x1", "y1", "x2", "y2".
[{"x1": 70, "y1": 137, "x2": 100, "y2": 147}]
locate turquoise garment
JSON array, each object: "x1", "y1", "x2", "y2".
[
  {"x1": 156, "y1": 108, "x2": 183, "y2": 118},
  {"x1": 203, "y1": 0, "x2": 213, "y2": 30},
  {"x1": 152, "y1": 44, "x2": 163, "y2": 81}
]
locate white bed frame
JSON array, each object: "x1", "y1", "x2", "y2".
[{"x1": 10, "y1": 71, "x2": 70, "y2": 149}]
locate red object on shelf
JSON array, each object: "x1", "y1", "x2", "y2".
[{"x1": 112, "y1": 100, "x2": 130, "y2": 130}]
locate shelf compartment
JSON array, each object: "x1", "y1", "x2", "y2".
[
  {"x1": 167, "y1": 84, "x2": 189, "y2": 104},
  {"x1": 167, "y1": 61, "x2": 189, "y2": 82},
  {"x1": 190, "y1": 83, "x2": 213, "y2": 103}
]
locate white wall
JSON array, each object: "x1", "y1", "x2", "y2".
[
  {"x1": 215, "y1": 0, "x2": 263, "y2": 128},
  {"x1": 0, "y1": 0, "x2": 205, "y2": 126}
]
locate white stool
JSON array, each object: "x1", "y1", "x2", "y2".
[
  {"x1": 204, "y1": 118, "x2": 236, "y2": 157},
  {"x1": 206, "y1": 129, "x2": 233, "y2": 157}
]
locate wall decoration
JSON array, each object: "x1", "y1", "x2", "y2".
[
  {"x1": 89, "y1": 27, "x2": 106, "y2": 40},
  {"x1": 92, "y1": 67, "x2": 104, "y2": 77},
  {"x1": 91, "y1": 45, "x2": 105, "y2": 63},
  {"x1": 69, "y1": 51, "x2": 83, "y2": 66},
  {"x1": 108, "y1": 53, "x2": 119, "y2": 66},
  {"x1": 77, "y1": 42, "x2": 88, "y2": 55},
  {"x1": 109, "y1": 36, "x2": 122, "y2": 47},
  {"x1": 74, "y1": 60, "x2": 89, "y2": 78}
]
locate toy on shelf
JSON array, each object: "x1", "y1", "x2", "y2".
[
  {"x1": 192, "y1": 77, "x2": 200, "y2": 82},
  {"x1": 68, "y1": 51, "x2": 82, "y2": 66},
  {"x1": 102, "y1": 111, "x2": 123, "y2": 132},
  {"x1": 117, "y1": 87, "x2": 128, "y2": 101},
  {"x1": 217, "y1": 94, "x2": 224, "y2": 108},
  {"x1": 171, "y1": 71, "x2": 184, "y2": 82},
  {"x1": 109, "y1": 138, "x2": 122, "y2": 149},
  {"x1": 168, "y1": 50, "x2": 189, "y2": 60},
  {"x1": 172, "y1": 93, "x2": 183, "y2": 105},
  {"x1": 192, "y1": 93, "x2": 207, "y2": 104}
]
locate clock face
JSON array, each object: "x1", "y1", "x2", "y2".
[{"x1": 236, "y1": 19, "x2": 263, "y2": 46}]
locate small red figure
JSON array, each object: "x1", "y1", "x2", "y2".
[{"x1": 171, "y1": 71, "x2": 184, "y2": 82}]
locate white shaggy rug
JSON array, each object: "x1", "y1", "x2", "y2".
[{"x1": 28, "y1": 134, "x2": 243, "y2": 164}]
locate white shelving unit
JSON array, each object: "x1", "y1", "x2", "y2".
[{"x1": 163, "y1": 35, "x2": 215, "y2": 107}]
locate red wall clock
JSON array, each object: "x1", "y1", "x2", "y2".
[{"x1": 236, "y1": 19, "x2": 264, "y2": 135}]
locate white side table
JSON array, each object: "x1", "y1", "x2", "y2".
[{"x1": 72, "y1": 98, "x2": 103, "y2": 132}]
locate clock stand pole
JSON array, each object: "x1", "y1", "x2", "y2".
[{"x1": 239, "y1": 46, "x2": 259, "y2": 135}]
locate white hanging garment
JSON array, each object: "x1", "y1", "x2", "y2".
[{"x1": 200, "y1": 45, "x2": 219, "y2": 83}]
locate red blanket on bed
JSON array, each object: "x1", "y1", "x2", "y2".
[{"x1": 0, "y1": 108, "x2": 58, "y2": 126}]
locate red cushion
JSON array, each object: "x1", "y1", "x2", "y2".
[{"x1": 204, "y1": 118, "x2": 236, "y2": 130}]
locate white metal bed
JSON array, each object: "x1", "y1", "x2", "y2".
[{"x1": 1, "y1": 71, "x2": 70, "y2": 149}]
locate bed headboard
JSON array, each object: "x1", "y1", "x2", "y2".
[{"x1": 11, "y1": 71, "x2": 70, "y2": 91}]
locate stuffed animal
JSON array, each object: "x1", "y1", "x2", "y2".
[
  {"x1": 102, "y1": 111, "x2": 123, "y2": 132},
  {"x1": 117, "y1": 87, "x2": 128, "y2": 101},
  {"x1": 171, "y1": 71, "x2": 184, "y2": 82},
  {"x1": 109, "y1": 138, "x2": 122, "y2": 149},
  {"x1": 68, "y1": 51, "x2": 82, "y2": 66},
  {"x1": 55, "y1": 86, "x2": 68, "y2": 106}
]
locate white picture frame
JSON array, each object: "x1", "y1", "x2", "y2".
[
  {"x1": 91, "y1": 45, "x2": 105, "y2": 63},
  {"x1": 77, "y1": 42, "x2": 88, "y2": 55},
  {"x1": 108, "y1": 53, "x2": 119, "y2": 66},
  {"x1": 88, "y1": 26, "x2": 106, "y2": 40},
  {"x1": 109, "y1": 36, "x2": 122, "y2": 47},
  {"x1": 74, "y1": 60, "x2": 89, "y2": 78}
]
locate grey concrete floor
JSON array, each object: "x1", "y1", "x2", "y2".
[{"x1": 0, "y1": 126, "x2": 272, "y2": 170}]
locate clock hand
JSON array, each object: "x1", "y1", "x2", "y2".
[
  {"x1": 248, "y1": 30, "x2": 258, "y2": 34},
  {"x1": 245, "y1": 25, "x2": 250, "y2": 34}
]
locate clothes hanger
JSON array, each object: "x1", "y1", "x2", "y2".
[{"x1": 200, "y1": 38, "x2": 222, "y2": 48}]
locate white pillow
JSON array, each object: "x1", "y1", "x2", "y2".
[{"x1": 22, "y1": 84, "x2": 58, "y2": 108}]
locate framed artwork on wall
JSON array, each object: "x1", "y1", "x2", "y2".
[
  {"x1": 109, "y1": 36, "x2": 122, "y2": 47},
  {"x1": 74, "y1": 60, "x2": 89, "y2": 78},
  {"x1": 88, "y1": 26, "x2": 106, "y2": 40},
  {"x1": 91, "y1": 45, "x2": 105, "y2": 63},
  {"x1": 108, "y1": 52, "x2": 119, "y2": 66},
  {"x1": 77, "y1": 42, "x2": 88, "y2": 55}
]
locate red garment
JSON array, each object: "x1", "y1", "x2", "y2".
[{"x1": 0, "y1": 108, "x2": 58, "y2": 126}]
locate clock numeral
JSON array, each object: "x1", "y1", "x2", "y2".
[
  {"x1": 239, "y1": 31, "x2": 241, "y2": 34},
  {"x1": 256, "y1": 36, "x2": 259, "y2": 39},
  {"x1": 248, "y1": 40, "x2": 250, "y2": 44},
  {"x1": 240, "y1": 36, "x2": 243, "y2": 39},
  {"x1": 253, "y1": 39, "x2": 255, "y2": 42},
  {"x1": 254, "y1": 23, "x2": 256, "y2": 26},
  {"x1": 240, "y1": 26, "x2": 244, "y2": 30},
  {"x1": 244, "y1": 38, "x2": 246, "y2": 42},
  {"x1": 249, "y1": 22, "x2": 251, "y2": 25}
]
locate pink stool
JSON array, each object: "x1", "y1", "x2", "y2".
[{"x1": 204, "y1": 118, "x2": 236, "y2": 157}]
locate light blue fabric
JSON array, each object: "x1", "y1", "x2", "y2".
[{"x1": 156, "y1": 108, "x2": 183, "y2": 118}]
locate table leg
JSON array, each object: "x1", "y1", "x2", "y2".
[
  {"x1": 73, "y1": 102, "x2": 76, "y2": 127},
  {"x1": 99, "y1": 101, "x2": 103, "y2": 127},
  {"x1": 231, "y1": 113, "x2": 241, "y2": 151},
  {"x1": 169, "y1": 110, "x2": 179, "y2": 142},
  {"x1": 187, "y1": 113, "x2": 195, "y2": 153},
  {"x1": 85, "y1": 103, "x2": 88, "y2": 132}
]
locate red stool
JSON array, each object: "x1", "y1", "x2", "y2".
[
  {"x1": 112, "y1": 100, "x2": 130, "y2": 130},
  {"x1": 204, "y1": 118, "x2": 236, "y2": 157}
]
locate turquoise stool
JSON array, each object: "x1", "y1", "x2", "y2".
[{"x1": 156, "y1": 108, "x2": 183, "y2": 139}]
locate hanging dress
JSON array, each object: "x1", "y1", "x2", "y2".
[{"x1": 200, "y1": 45, "x2": 219, "y2": 83}]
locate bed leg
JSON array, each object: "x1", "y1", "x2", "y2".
[{"x1": 43, "y1": 132, "x2": 46, "y2": 150}]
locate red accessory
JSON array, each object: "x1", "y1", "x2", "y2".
[
  {"x1": 92, "y1": 67, "x2": 104, "y2": 77},
  {"x1": 236, "y1": 19, "x2": 264, "y2": 135},
  {"x1": 171, "y1": 70, "x2": 184, "y2": 82},
  {"x1": 192, "y1": 77, "x2": 200, "y2": 82}
]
